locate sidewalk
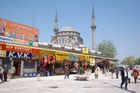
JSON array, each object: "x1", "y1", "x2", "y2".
[{"x1": 0, "y1": 72, "x2": 140, "y2": 93}]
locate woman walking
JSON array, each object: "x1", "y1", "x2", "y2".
[{"x1": 132, "y1": 67, "x2": 139, "y2": 83}]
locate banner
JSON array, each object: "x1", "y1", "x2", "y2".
[
  {"x1": 0, "y1": 43, "x2": 6, "y2": 50},
  {"x1": 39, "y1": 49, "x2": 55, "y2": 60},
  {"x1": 0, "y1": 18, "x2": 38, "y2": 42},
  {"x1": 0, "y1": 36, "x2": 38, "y2": 46},
  {"x1": 55, "y1": 51, "x2": 69, "y2": 62},
  {"x1": 79, "y1": 54, "x2": 90, "y2": 61},
  {"x1": 0, "y1": 36, "x2": 14, "y2": 43},
  {"x1": 5, "y1": 44, "x2": 32, "y2": 53}
]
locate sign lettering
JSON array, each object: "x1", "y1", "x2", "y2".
[{"x1": 6, "y1": 51, "x2": 32, "y2": 59}]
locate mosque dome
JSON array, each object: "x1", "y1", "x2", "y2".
[{"x1": 60, "y1": 26, "x2": 77, "y2": 32}]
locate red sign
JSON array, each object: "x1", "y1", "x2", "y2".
[
  {"x1": 4, "y1": 44, "x2": 39, "y2": 54},
  {"x1": 0, "y1": 43, "x2": 6, "y2": 50},
  {"x1": 0, "y1": 18, "x2": 38, "y2": 42}
]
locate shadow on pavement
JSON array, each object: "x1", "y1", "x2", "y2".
[
  {"x1": 103, "y1": 82, "x2": 136, "y2": 93},
  {"x1": 113, "y1": 85, "x2": 136, "y2": 93}
]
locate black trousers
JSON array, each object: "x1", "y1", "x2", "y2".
[
  {"x1": 134, "y1": 77, "x2": 138, "y2": 83},
  {"x1": 3, "y1": 72, "x2": 7, "y2": 81},
  {"x1": 121, "y1": 77, "x2": 128, "y2": 89}
]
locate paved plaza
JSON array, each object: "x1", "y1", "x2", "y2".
[{"x1": 0, "y1": 73, "x2": 140, "y2": 93}]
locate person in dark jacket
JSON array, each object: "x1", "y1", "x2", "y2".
[
  {"x1": 3, "y1": 65, "x2": 9, "y2": 82},
  {"x1": 120, "y1": 67, "x2": 128, "y2": 90}
]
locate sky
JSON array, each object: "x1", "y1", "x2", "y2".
[{"x1": 0, "y1": 0, "x2": 140, "y2": 61}]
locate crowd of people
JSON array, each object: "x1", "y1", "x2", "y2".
[
  {"x1": 107, "y1": 65, "x2": 139, "y2": 90},
  {"x1": 1, "y1": 61, "x2": 140, "y2": 91}
]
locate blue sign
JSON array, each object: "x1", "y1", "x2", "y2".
[
  {"x1": 6, "y1": 51, "x2": 32, "y2": 59},
  {"x1": 69, "y1": 53, "x2": 78, "y2": 61}
]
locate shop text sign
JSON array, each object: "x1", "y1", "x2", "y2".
[
  {"x1": 6, "y1": 45, "x2": 32, "y2": 53},
  {"x1": 6, "y1": 51, "x2": 32, "y2": 59}
]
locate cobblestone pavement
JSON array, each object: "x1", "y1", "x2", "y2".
[{"x1": 0, "y1": 73, "x2": 140, "y2": 93}]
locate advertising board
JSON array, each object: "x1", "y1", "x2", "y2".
[{"x1": 0, "y1": 18, "x2": 38, "y2": 42}]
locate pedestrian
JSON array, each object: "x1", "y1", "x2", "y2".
[
  {"x1": 120, "y1": 67, "x2": 128, "y2": 90},
  {"x1": 64, "y1": 62, "x2": 70, "y2": 79},
  {"x1": 0, "y1": 65, "x2": 4, "y2": 83},
  {"x1": 11, "y1": 65, "x2": 16, "y2": 79},
  {"x1": 94, "y1": 66, "x2": 100, "y2": 79},
  {"x1": 115, "y1": 67, "x2": 119, "y2": 79},
  {"x1": 132, "y1": 67, "x2": 139, "y2": 83},
  {"x1": 3, "y1": 65, "x2": 9, "y2": 82},
  {"x1": 110, "y1": 66, "x2": 115, "y2": 79},
  {"x1": 127, "y1": 67, "x2": 132, "y2": 83},
  {"x1": 78, "y1": 61, "x2": 84, "y2": 75}
]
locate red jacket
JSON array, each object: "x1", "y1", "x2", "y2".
[{"x1": 133, "y1": 69, "x2": 139, "y2": 78}]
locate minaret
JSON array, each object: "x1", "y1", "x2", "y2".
[
  {"x1": 54, "y1": 10, "x2": 59, "y2": 35},
  {"x1": 91, "y1": 7, "x2": 96, "y2": 51}
]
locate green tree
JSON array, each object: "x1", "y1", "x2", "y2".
[
  {"x1": 135, "y1": 57, "x2": 140, "y2": 65},
  {"x1": 97, "y1": 40, "x2": 117, "y2": 58},
  {"x1": 121, "y1": 56, "x2": 136, "y2": 67}
]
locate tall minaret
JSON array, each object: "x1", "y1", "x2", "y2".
[
  {"x1": 54, "y1": 10, "x2": 59, "y2": 35},
  {"x1": 91, "y1": 6, "x2": 96, "y2": 51}
]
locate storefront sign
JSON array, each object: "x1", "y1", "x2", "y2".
[
  {"x1": 0, "y1": 36, "x2": 38, "y2": 46},
  {"x1": 0, "y1": 36, "x2": 14, "y2": 43},
  {"x1": 14, "y1": 38, "x2": 27, "y2": 45},
  {"x1": 82, "y1": 48, "x2": 89, "y2": 54},
  {"x1": 39, "y1": 50, "x2": 55, "y2": 59},
  {"x1": 55, "y1": 51, "x2": 69, "y2": 60},
  {"x1": 6, "y1": 51, "x2": 32, "y2": 59},
  {"x1": 69, "y1": 53, "x2": 78, "y2": 61},
  {"x1": 0, "y1": 43, "x2": 6, "y2": 50},
  {"x1": 5, "y1": 44, "x2": 32, "y2": 53},
  {"x1": 0, "y1": 50, "x2": 6, "y2": 57},
  {"x1": 79, "y1": 54, "x2": 90, "y2": 61},
  {"x1": 90, "y1": 58, "x2": 95, "y2": 66}
]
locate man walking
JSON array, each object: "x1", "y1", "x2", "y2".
[
  {"x1": 3, "y1": 65, "x2": 9, "y2": 82},
  {"x1": 120, "y1": 67, "x2": 128, "y2": 90}
]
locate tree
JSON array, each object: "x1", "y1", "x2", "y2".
[
  {"x1": 121, "y1": 56, "x2": 136, "y2": 67},
  {"x1": 97, "y1": 40, "x2": 117, "y2": 58},
  {"x1": 135, "y1": 57, "x2": 140, "y2": 65}
]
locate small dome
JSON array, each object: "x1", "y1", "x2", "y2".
[{"x1": 60, "y1": 26, "x2": 77, "y2": 32}]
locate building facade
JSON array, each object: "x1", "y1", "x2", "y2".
[
  {"x1": 51, "y1": 12, "x2": 83, "y2": 48},
  {"x1": 51, "y1": 26, "x2": 83, "y2": 48}
]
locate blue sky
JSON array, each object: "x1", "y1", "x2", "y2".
[{"x1": 0, "y1": 0, "x2": 140, "y2": 61}]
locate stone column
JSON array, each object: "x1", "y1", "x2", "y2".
[
  {"x1": 20, "y1": 60, "x2": 24, "y2": 77},
  {"x1": 10, "y1": 58, "x2": 14, "y2": 69},
  {"x1": 35, "y1": 61, "x2": 37, "y2": 73}
]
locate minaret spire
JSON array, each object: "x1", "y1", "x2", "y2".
[
  {"x1": 54, "y1": 10, "x2": 59, "y2": 35},
  {"x1": 91, "y1": 3, "x2": 96, "y2": 51}
]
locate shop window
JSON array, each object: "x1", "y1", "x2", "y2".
[{"x1": 24, "y1": 61, "x2": 35, "y2": 69}]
